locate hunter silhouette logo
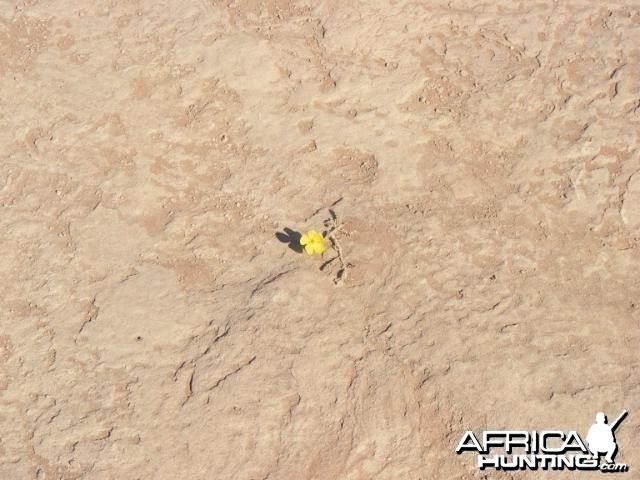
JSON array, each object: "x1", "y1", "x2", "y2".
[
  {"x1": 586, "y1": 410, "x2": 627, "y2": 464},
  {"x1": 456, "y1": 409, "x2": 629, "y2": 473}
]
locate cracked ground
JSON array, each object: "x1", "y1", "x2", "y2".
[{"x1": 1, "y1": 1, "x2": 639, "y2": 479}]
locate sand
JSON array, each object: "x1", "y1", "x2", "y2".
[{"x1": 1, "y1": 1, "x2": 639, "y2": 479}]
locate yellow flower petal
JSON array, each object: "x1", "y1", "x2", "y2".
[
  {"x1": 314, "y1": 242, "x2": 325, "y2": 254},
  {"x1": 300, "y1": 234, "x2": 309, "y2": 245},
  {"x1": 304, "y1": 243, "x2": 314, "y2": 255}
]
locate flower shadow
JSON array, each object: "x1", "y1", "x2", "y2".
[{"x1": 275, "y1": 227, "x2": 303, "y2": 254}]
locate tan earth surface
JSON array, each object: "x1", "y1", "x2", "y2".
[{"x1": 1, "y1": 1, "x2": 640, "y2": 479}]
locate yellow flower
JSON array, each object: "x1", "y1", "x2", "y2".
[{"x1": 300, "y1": 229, "x2": 325, "y2": 255}]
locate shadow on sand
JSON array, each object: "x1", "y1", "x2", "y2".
[{"x1": 275, "y1": 227, "x2": 303, "y2": 254}]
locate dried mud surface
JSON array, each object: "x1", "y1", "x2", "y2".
[{"x1": 1, "y1": 1, "x2": 640, "y2": 479}]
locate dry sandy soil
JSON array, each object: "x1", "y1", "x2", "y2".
[{"x1": 1, "y1": 0, "x2": 640, "y2": 479}]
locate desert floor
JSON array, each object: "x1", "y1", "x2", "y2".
[{"x1": 1, "y1": 1, "x2": 640, "y2": 479}]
